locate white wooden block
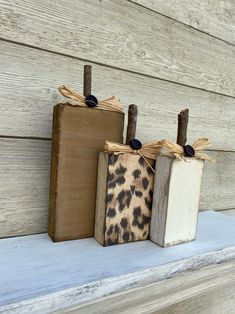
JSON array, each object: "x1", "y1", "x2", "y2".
[{"x1": 151, "y1": 156, "x2": 204, "y2": 247}]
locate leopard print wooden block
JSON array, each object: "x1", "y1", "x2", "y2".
[{"x1": 95, "y1": 152, "x2": 155, "y2": 246}]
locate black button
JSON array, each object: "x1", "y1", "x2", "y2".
[
  {"x1": 183, "y1": 145, "x2": 195, "y2": 157},
  {"x1": 85, "y1": 95, "x2": 98, "y2": 107},
  {"x1": 129, "y1": 139, "x2": 142, "y2": 150}
]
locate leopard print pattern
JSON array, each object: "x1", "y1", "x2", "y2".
[{"x1": 104, "y1": 153, "x2": 155, "y2": 246}]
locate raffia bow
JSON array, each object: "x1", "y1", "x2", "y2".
[
  {"x1": 159, "y1": 138, "x2": 214, "y2": 161},
  {"x1": 104, "y1": 140, "x2": 162, "y2": 173},
  {"x1": 58, "y1": 85, "x2": 123, "y2": 113}
]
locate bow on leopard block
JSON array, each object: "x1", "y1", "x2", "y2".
[
  {"x1": 58, "y1": 85, "x2": 123, "y2": 113},
  {"x1": 104, "y1": 140, "x2": 162, "y2": 173}
]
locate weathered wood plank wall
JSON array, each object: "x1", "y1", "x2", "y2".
[
  {"x1": 131, "y1": 0, "x2": 235, "y2": 44},
  {"x1": 0, "y1": 0, "x2": 234, "y2": 237}
]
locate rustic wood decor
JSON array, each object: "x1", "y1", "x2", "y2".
[
  {"x1": 95, "y1": 105, "x2": 158, "y2": 246},
  {"x1": 150, "y1": 109, "x2": 209, "y2": 247},
  {"x1": 151, "y1": 156, "x2": 204, "y2": 247},
  {"x1": 48, "y1": 66, "x2": 124, "y2": 242}
]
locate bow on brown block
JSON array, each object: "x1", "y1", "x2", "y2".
[
  {"x1": 158, "y1": 138, "x2": 214, "y2": 161},
  {"x1": 58, "y1": 85, "x2": 124, "y2": 113}
]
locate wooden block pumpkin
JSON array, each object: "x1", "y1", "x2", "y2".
[
  {"x1": 94, "y1": 104, "x2": 160, "y2": 246},
  {"x1": 150, "y1": 156, "x2": 204, "y2": 247},
  {"x1": 49, "y1": 105, "x2": 124, "y2": 242},
  {"x1": 150, "y1": 109, "x2": 213, "y2": 247},
  {"x1": 48, "y1": 66, "x2": 124, "y2": 242},
  {"x1": 95, "y1": 152, "x2": 155, "y2": 246}
]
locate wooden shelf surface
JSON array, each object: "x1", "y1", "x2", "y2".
[{"x1": 1, "y1": 211, "x2": 235, "y2": 314}]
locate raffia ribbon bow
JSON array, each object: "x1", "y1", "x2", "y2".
[
  {"x1": 104, "y1": 140, "x2": 162, "y2": 173},
  {"x1": 159, "y1": 138, "x2": 214, "y2": 161},
  {"x1": 58, "y1": 85, "x2": 123, "y2": 113}
]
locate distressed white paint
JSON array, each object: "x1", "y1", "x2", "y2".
[
  {"x1": 0, "y1": 212, "x2": 235, "y2": 314},
  {"x1": 165, "y1": 158, "x2": 204, "y2": 246},
  {"x1": 0, "y1": 0, "x2": 235, "y2": 96},
  {"x1": 151, "y1": 156, "x2": 204, "y2": 247},
  {"x1": 58, "y1": 261, "x2": 235, "y2": 314},
  {"x1": 0, "y1": 211, "x2": 235, "y2": 314}
]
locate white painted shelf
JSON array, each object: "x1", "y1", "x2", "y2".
[{"x1": 1, "y1": 211, "x2": 235, "y2": 314}]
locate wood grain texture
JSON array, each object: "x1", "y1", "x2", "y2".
[
  {"x1": 83, "y1": 65, "x2": 92, "y2": 97},
  {"x1": 155, "y1": 282, "x2": 235, "y2": 314},
  {"x1": 177, "y1": 109, "x2": 189, "y2": 146},
  {"x1": 200, "y1": 151, "x2": 235, "y2": 211},
  {"x1": 151, "y1": 157, "x2": 171, "y2": 246},
  {"x1": 126, "y1": 104, "x2": 138, "y2": 144},
  {"x1": 164, "y1": 158, "x2": 203, "y2": 246},
  {"x1": 0, "y1": 1, "x2": 235, "y2": 96},
  {"x1": 60, "y1": 261, "x2": 235, "y2": 314},
  {"x1": 1, "y1": 212, "x2": 235, "y2": 313},
  {"x1": 151, "y1": 157, "x2": 204, "y2": 247},
  {"x1": 94, "y1": 153, "x2": 108, "y2": 245},
  {"x1": 0, "y1": 138, "x2": 51, "y2": 238},
  {"x1": 48, "y1": 104, "x2": 124, "y2": 241},
  {"x1": 0, "y1": 138, "x2": 235, "y2": 237},
  {"x1": 1, "y1": 41, "x2": 235, "y2": 152},
  {"x1": 131, "y1": 0, "x2": 235, "y2": 45},
  {"x1": 1, "y1": 1, "x2": 235, "y2": 240}
]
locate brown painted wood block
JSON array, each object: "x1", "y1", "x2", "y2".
[
  {"x1": 49, "y1": 104, "x2": 124, "y2": 241},
  {"x1": 95, "y1": 152, "x2": 155, "y2": 246}
]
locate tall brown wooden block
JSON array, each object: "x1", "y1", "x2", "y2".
[{"x1": 49, "y1": 104, "x2": 124, "y2": 241}]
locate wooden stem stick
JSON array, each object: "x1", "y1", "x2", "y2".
[
  {"x1": 126, "y1": 104, "x2": 138, "y2": 144},
  {"x1": 177, "y1": 109, "x2": 189, "y2": 147},
  {"x1": 83, "y1": 65, "x2": 92, "y2": 97}
]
